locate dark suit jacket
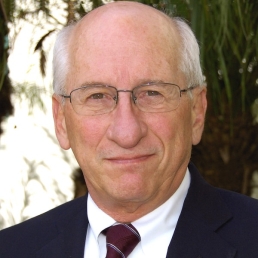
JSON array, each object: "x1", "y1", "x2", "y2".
[{"x1": 1, "y1": 163, "x2": 258, "y2": 258}]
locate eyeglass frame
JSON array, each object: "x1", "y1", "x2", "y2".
[{"x1": 59, "y1": 82, "x2": 197, "y2": 115}]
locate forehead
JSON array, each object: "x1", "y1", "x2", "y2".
[{"x1": 67, "y1": 3, "x2": 182, "y2": 88}]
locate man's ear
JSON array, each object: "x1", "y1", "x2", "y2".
[
  {"x1": 191, "y1": 87, "x2": 207, "y2": 145},
  {"x1": 52, "y1": 94, "x2": 70, "y2": 150}
]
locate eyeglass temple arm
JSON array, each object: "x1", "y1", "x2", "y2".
[
  {"x1": 59, "y1": 94, "x2": 72, "y2": 102},
  {"x1": 180, "y1": 85, "x2": 197, "y2": 96},
  {"x1": 181, "y1": 85, "x2": 197, "y2": 92}
]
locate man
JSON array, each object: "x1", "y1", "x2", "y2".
[{"x1": 1, "y1": 1, "x2": 258, "y2": 258}]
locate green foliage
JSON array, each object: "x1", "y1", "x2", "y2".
[
  {"x1": 37, "y1": 0, "x2": 50, "y2": 16},
  {"x1": 0, "y1": 0, "x2": 14, "y2": 135},
  {"x1": 0, "y1": 0, "x2": 9, "y2": 91},
  {"x1": 121, "y1": 0, "x2": 258, "y2": 121},
  {"x1": 14, "y1": 83, "x2": 47, "y2": 114},
  {"x1": 187, "y1": 0, "x2": 258, "y2": 119},
  {"x1": 184, "y1": 0, "x2": 258, "y2": 194},
  {"x1": 92, "y1": 0, "x2": 104, "y2": 9},
  {"x1": 1, "y1": 0, "x2": 15, "y2": 22}
]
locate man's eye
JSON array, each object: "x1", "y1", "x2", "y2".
[
  {"x1": 90, "y1": 93, "x2": 104, "y2": 99},
  {"x1": 147, "y1": 90, "x2": 161, "y2": 96}
]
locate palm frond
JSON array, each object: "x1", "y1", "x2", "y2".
[{"x1": 1, "y1": 0, "x2": 15, "y2": 22}]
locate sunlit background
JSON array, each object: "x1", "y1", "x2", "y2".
[{"x1": 0, "y1": 0, "x2": 80, "y2": 229}]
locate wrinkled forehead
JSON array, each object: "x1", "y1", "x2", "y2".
[
  {"x1": 64, "y1": 2, "x2": 184, "y2": 89},
  {"x1": 70, "y1": 2, "x2": 180, "y2": 59}
]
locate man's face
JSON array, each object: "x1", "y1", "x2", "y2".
[{"x1": 53, "y1": 3, "x2": 206, "y2": 219}]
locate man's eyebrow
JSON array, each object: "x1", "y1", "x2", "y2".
[
  {"x1": 78, "y1": 81, "x2": 110, "y2": 87},
  {"x1": 139, "y1": 79, "x2": 166, "y2": 85},
  {"x1": 77, "y1": 79, "x2": 167, "y2": 88}
]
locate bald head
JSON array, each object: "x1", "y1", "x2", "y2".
[
  {"x1": 75, "y1": 1, "x2": 175, "y2": 35},
  {"x1": 53, "y1": 1, "x2": 203, "y2": 94}
]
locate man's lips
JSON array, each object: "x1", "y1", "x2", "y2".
[{"x1": 104, "y1": 154, "x2": 154, "y2": 164}]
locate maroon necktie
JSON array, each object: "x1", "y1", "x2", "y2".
[{"x1": 103, "y1": 223, "x2": 141, "y2": 258}]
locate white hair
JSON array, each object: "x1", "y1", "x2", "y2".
[
  {"x1": 173, "y1": 17, "x2": 204, "y2": 88},
  {"x1": 53, "y1": 23, "x2": 76, "y2": 94},
  {"x1": 52, "y1": 13, "x2": 204, "y2": 94}
]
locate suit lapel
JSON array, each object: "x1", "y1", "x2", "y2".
[
  {"x1": 36, "y1": 195, "x2": 89, "y2": 258},
  {"x1": 166, "y1": 163, "x2": 237, "y2": 258},
  {"x1": 62, "y1": 205, "x2": 89, "y2": 258}
]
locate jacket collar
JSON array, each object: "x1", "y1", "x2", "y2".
[{"x1": 166, "y1": 163, "x2": 237, "y2": 258}]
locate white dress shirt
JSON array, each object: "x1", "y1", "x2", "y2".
[{"x1": 84, "y1": 169, "x2": 190, "y2": 258}]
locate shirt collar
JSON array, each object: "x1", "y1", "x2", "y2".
[
  {"x1": 132, "y1": 168, "x2": 190, "y2": 256},
  {"x1": 87, "y1": 195, "x2": 116, "y2": 241},
  {"x1": 87, "y1": 168, "x2": 190, "y2": 255}
]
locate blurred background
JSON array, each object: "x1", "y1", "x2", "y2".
[{"x1": 0, "y1": 0, "x2": 258, "y2": 230}]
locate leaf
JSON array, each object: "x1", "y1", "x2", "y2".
[{"x1": 34, "y1": 29, "x2": 55, "y2": 52}]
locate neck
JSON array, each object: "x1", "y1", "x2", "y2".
[{"x1": 88, "y1": 171, "x2": 185, "y2": 222}]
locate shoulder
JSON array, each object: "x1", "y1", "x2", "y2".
[
  {"x1": 0, "y1": 195, "x2": 88, "y2": 256},
  {"x1": 1, "y1": 194, "x2": 87, "y2": 232},
  {"x1": 215, "y1": 188, "x2": 258, "y2": 256},
  {"x1": 188, "y1": 162, "x2": 258, "y2": 233},
  {"x1": 218, "y1": 186, "x2": 258, "y2": 206},
  {"x1": 217, "y1": 187, "x2": 258, "y2": 222},
  {"x1": 189, "y1": 162, "x2": 258, "y2": 215},
  {"x1": 187, "y1": 163, "x2": 258, "y2": 256}
]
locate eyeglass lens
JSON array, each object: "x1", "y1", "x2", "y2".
[{"x1": 69, "y1": 83, "x2": 181, "y2": 115}]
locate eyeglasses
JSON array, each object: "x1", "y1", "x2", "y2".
[{"x1": 60, "y1": 82, "x2": 197, "y2": 116}]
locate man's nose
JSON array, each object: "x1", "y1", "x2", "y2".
[{"x1": 106, "y1": 93, "x2": 147, "y2": 149}]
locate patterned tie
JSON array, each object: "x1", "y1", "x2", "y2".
[{"x1": 103, "y1": 223, "x2": 141, "y2": 258}]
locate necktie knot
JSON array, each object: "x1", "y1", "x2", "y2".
[{"x1": 104, "y1": 223, "x2": 141, "y2": 258}]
